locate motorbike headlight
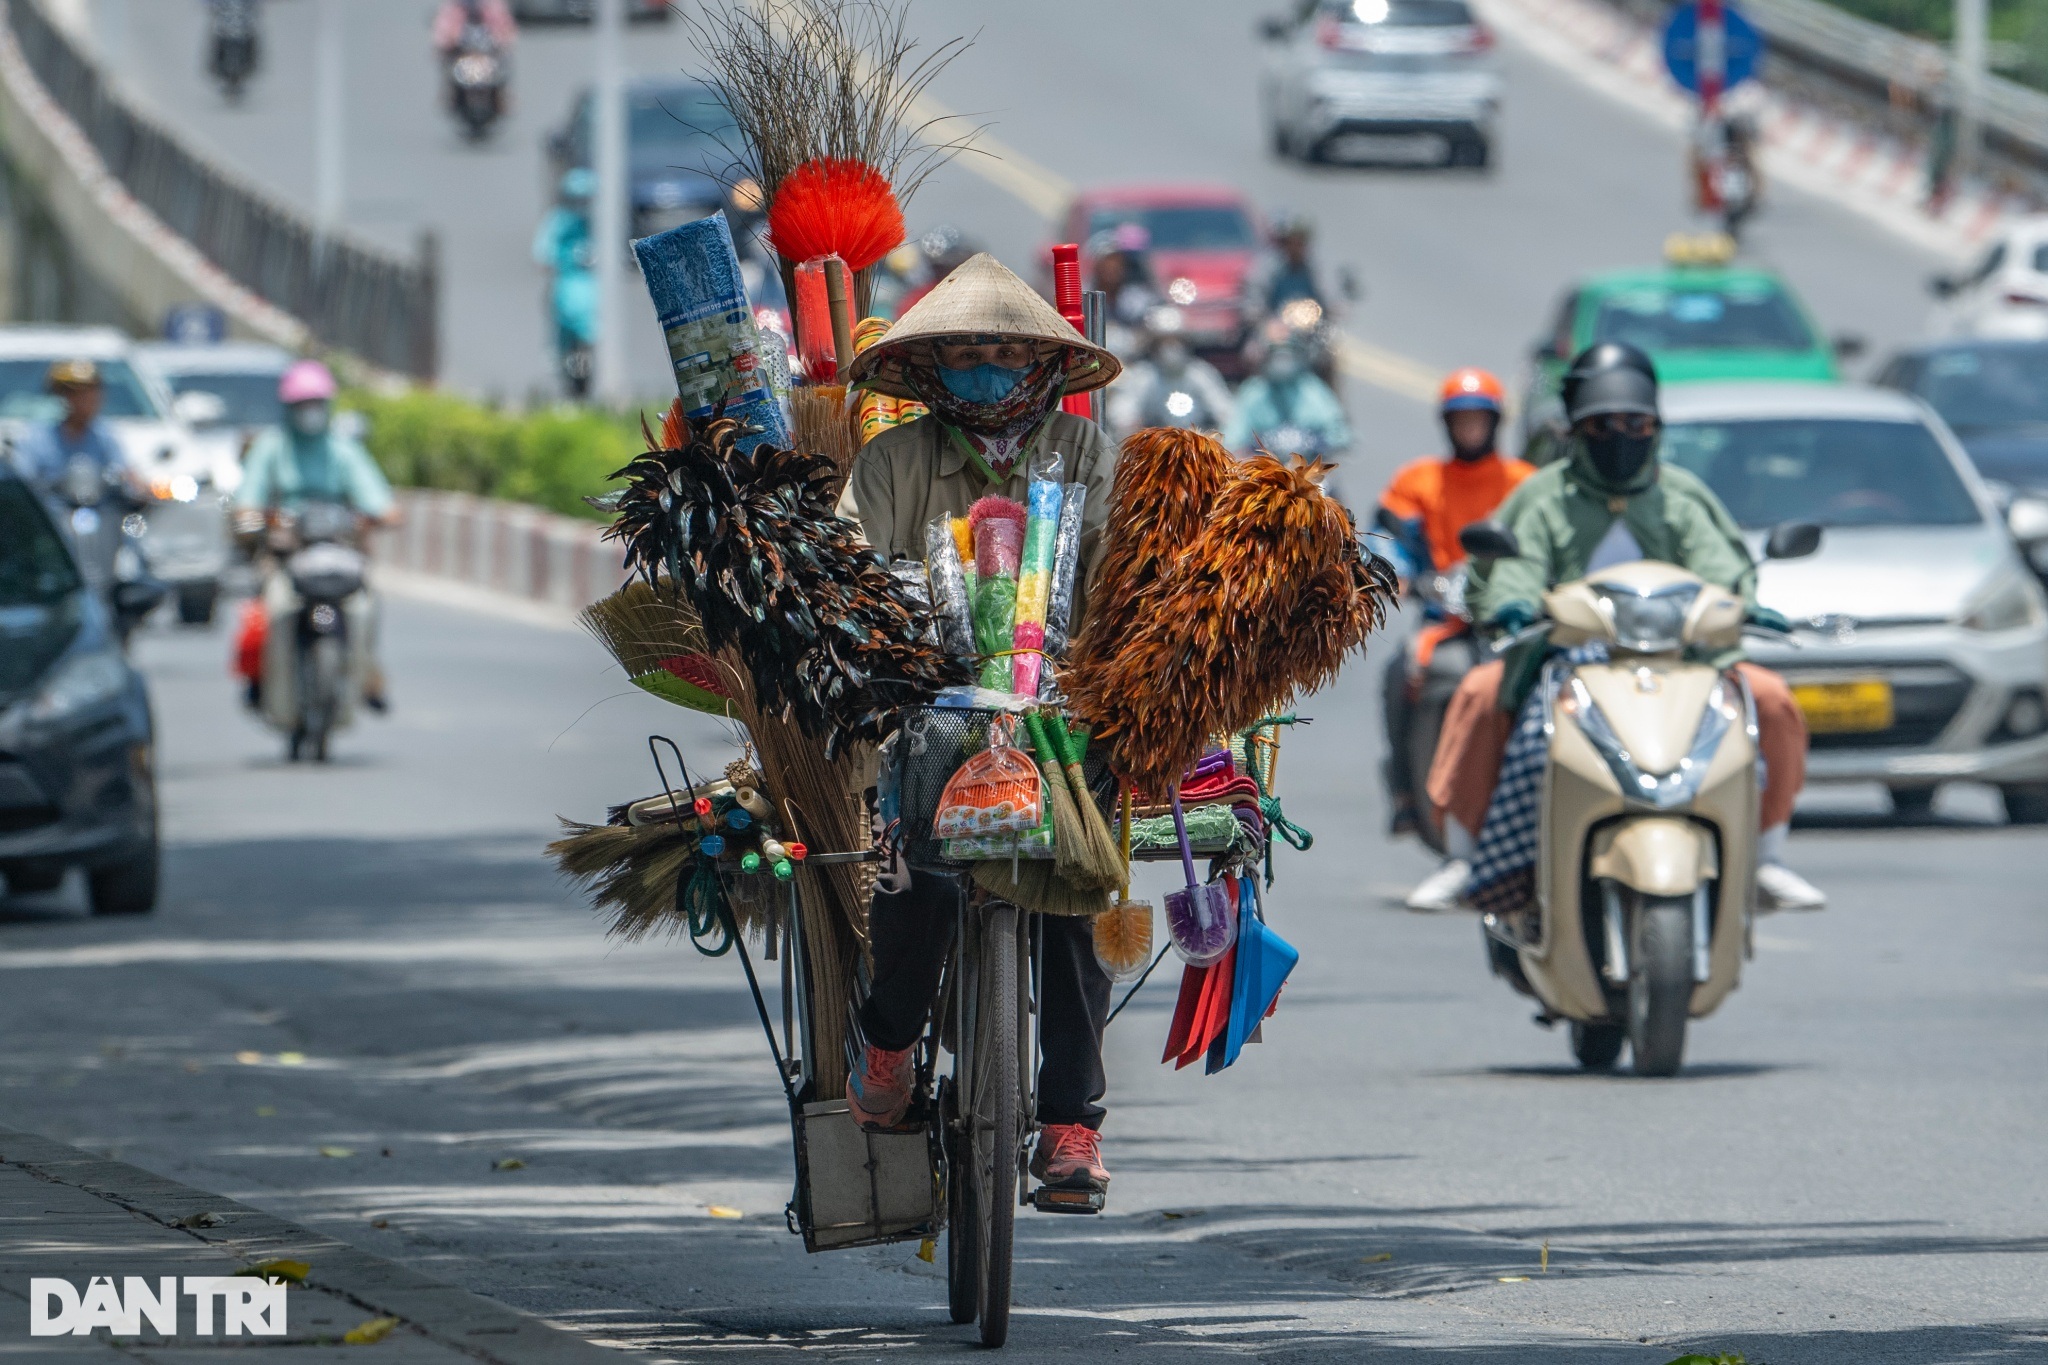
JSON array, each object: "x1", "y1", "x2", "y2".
[
  {"x1": 1167, "y1": 277, "x2": 1199, "y2": 306},
  {"x1": 1563, "y1": 676, "x2": 1736, "y2": 809},
  {"x1": 1960, "y1": 570, "x2": 2047, "y2": 633},
  {"x1": 1592, "y1": 581, "x2": 1700, "y2": 653},
  {"x1": 1164, "y1": 390, "x2": 1196, "y2": 419},
  {"x1": 29, "y1": 649, "x2": 129, "y2": 724}
]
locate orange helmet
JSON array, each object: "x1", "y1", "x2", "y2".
[{"x1": 1439, "y1": 367, "x2": 1505, "y2": 414}]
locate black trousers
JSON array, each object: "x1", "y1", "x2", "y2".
[{"x1": 857, "y1": 871, "x2": 1112, "y2": 1130}]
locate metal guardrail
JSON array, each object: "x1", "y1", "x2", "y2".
[
  {"x1": 1738, "y1": 0, "x2": 2048, "y2": 166},
  {"x1": 7, "y1": 0, "x2": 438, "y2": 378}
]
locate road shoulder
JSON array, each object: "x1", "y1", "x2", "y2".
[{"x1": 0, "y1": 1125, "x2": 624, "y2": 1362}]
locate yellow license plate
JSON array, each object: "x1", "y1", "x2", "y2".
[{"x1": 1792, "y1": 679, "x2": 1895, "y2": 734}]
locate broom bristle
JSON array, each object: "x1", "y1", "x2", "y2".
[
  {"x1": 765, "y1": 157, "x2": 904, "y2": 272},
  {"x1": 790, "y1": 384, "x2": 856, "y2": 492},
  {"x1": 972, "y1": 859, "x2": 1110, "y2": 918}
]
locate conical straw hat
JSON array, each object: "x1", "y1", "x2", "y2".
[{"x1": 848, "y1": 252, "x2": 1121, "y2": 400}]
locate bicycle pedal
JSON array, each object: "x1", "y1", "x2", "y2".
[{"x1": 1030, "y1": 1184, "x2": 1105, "y2": 1215}]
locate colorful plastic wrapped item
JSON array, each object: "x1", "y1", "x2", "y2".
[
  {"x1": 853, "y1": 316, "x2": 929, "y2": 444},
  {"x1": 1010, "y1": 454, "x2": 1064, "y2": 698},
  {"x1": 792, "y1": 258, "x2": 839, "y2": 382},
  {"x1": 631, "y1": 213, "x2": 789, "y2": 452},
  {"x1": 931, "y1": 725, "x2": 1043, "y2": 841},
  {"x1": 969, "y1": 497, "x2": 1026, "y2": 691},
  {"x1": 922, "y1": 515, "x2": 976, "y2": 661},
  {"x1": 1164, "y1": 787, "x2": 1236, "y2": 966},
  {"x1": 1093, "y1": 897, "x2": 1155, "y2": 981},
  {"x1": 1041, "y1": 481, "x2": 1087, "y2": 677}
]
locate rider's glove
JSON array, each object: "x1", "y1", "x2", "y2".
[
  {"x1": 1746, "y1": 604, "x2": 1794, "y2": 634},
  {"x1": 1486, "y1": 601, "x2": 1539, "y2": 638}
]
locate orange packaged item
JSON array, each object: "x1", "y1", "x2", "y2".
[{"x1": 932, "y1": 725, "x2": 1043, "y2": 842}]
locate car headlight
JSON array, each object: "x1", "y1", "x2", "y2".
[
  {"x1": 28, "y1": 649, "x2": 130, "y2": 724},
  {"x1": 1561, "y1": 676, "x2": 1737, "y2": 809},
  {"x1": 1591, "y1": 581, "x2": 1701, "y2": 653},
  {"x1": 1959, "y1": 570, "x2": 2047, "y2": 633}
]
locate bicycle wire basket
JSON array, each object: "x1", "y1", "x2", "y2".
[{"x1": 888, "y1": 706, "x2": 1117, "y2": 871}]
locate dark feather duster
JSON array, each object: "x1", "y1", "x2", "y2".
[{"x1": 605, "y1": 404, "x2": 969, "y2": 755}]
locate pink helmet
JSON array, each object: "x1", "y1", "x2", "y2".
[{"x1": 278, "y1": 359, "x2": 337, "y2": 405}]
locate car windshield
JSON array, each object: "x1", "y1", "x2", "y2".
[
  {"x1": 0, "y1": 358, "x2": 160, "y2": 423},
  {"x1": 166, "y1": 372, "x2": 284, "y2": 428},
  {"x1": 1318, "y1": 0, "x2": 1475, "y2": 23},
  {"x1": 1662, "y1": 417, "x2": 1982, "y2": 529},
  {"x1": 1903, "y1": 344, "x2": 2048, "y2": 429},
  {"x1": 1591, "y1": 282, "x2": 1816, "y2": 352},
  {"x1": 1087, "y1": 205, "x2": 1256, "y2": 252},
  {"x1": 630, "y1": 85, "x2": 736, "y2": 154},
  {"x1": 0, "y1": 479, "x2": 82, "y2": 606}
]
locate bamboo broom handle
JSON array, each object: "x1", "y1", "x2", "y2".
[{"x1": 824, "y1": 257, "x2": 856, "y2": 383}]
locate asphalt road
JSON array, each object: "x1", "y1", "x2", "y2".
[{"x1": 11, "y1": 1, "x2": 2042, "y2": 1361}]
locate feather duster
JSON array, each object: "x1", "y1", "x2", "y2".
[
  {"x1": 604, "y1": 406, "x2": 969, "y2": 756},
  {"x1": 766, "y1": 157, "x2": 905, "y2": 273},
  {"x1": 1068, "y1": 448, "x2": 1397, "y2": 793},
  {"x1": 1067, "y1": 427, "x2": 1234, "y2": 685}
]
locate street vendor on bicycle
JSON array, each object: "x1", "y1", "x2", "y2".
[{"x1": 842, "y1": 252, "x2": 1124, "y2": 1202}]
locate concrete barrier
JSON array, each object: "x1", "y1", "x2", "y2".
[{"x1": 376, "y1": 490, "x2": 629, "y2": 615}]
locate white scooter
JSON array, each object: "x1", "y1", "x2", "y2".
[
  {"x1": 256, "y1": 501, "x2": 373, "y2": 763},
  {"x1": 1459, "y1": 519, "x2": 1821, "y2": 1076}
]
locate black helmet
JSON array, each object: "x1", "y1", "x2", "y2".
[{"x1": 1562, "y1": 342, "x2": 1658, "y2": 425}]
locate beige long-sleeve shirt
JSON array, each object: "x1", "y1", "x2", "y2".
[{"x1": 842, "y1": 411, "x2": 1119, "y2": 629}]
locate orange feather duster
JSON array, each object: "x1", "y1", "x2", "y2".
[
  {"x1": 1066, "y1": 442, "x2": 1395, "y2": 794},
  {"x1": 765, "y1": 157, "x2": 905, "y2": 273}
]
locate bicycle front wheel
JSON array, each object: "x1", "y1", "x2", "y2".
[{"x1": 957, "y1": 900, "x2": 1027, "y2": 1347}]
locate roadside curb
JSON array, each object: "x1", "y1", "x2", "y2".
[
  {"x1": 1477, "y1": 0, "x2": 2021, "y2": 261},
  {"x1": 0, "y1": 1125, "x2": 628, "y2": 1363},
  {"x1": 377, "y1": 489, "x2": 626, "y2": 617}
]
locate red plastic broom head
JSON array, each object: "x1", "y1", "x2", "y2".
[{"x1": 766, "y1": 158, "x2": 905, "y2": 273}]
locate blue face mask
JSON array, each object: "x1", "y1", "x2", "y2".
[{"x1": 938, "y1": 363, "x2": 1026, "y2": 404}]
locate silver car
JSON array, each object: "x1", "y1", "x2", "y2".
[
  {"x1": 1259, "y1": 0, "x2": 1501, "y2": 168},
  {"x1": 1660, "y1": 382, "x2": 2048, "y2": 823}
]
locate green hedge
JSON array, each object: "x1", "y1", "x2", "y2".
[
  {"x1": 340, "y1": 389, "x2": 654, "y2": 521},
  {"x1": 1824, "y1": 0, "x2": 2048, "y2": 91}
]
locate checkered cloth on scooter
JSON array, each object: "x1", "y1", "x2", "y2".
[{"x1": 1464, "y1": 645, "x2": 1607, "y2": 917}]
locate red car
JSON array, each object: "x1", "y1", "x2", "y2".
[{"x1": 1048, "y1": 185, "x2": 1264, "y2": 371}]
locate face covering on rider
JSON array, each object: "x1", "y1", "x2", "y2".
[
  {"x1": 1264, "y1": 353, "x2": 1304, "y2": 385},
  {"x1": 1154, "y1": 340, "x2": 1190, "y2": 373},
  {"x1": 938, "y1": 363, "x2": 1027, "y2": 405},
  {"x1": 1584, "y1": 430, "x2": 1657, "y2": 485},
  {"x1": 1447, "y1": 414, "x2": 1500, "y2": 463},
  {"x1": 289, "y1": 402, "x2": 332, "y2": 438}
]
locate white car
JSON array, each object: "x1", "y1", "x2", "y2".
[
  {"x1": 1660, "y1": 382, "x2": 2048, "y2": 823},
  {"x1": 134, "y1": 339, "x2": 292, "y2": 457},
  {"x1": 1259, "y1": 0, "x2": 1501, "y2": 169},
  {"x1": 1930, "y1": 214, "x2": 2048, "y2": 341},
  {"x1": 0, "y1": 326, "x2": 238, "y2": 624}
]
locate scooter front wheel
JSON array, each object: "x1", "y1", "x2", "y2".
[{"x1": 1627, "y1": 897, "x2": 1693, "y2": 1077}]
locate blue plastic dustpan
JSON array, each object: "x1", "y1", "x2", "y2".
[{"x1": 1221, "y1": 892, "x2": 1298, "y2": 1068}]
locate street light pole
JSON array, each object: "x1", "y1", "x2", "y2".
[
  {"x1": 1953, "y1": 0, "x2": 1987, "y2": 181},
  {"x1": 591, "y1": 0, "x2": 628, "y2": 407},
  {"x1": 313, "y1": 0, "x2": 346, "y2": 243}
]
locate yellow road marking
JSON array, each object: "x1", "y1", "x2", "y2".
[{"x1": 907, "y1": 89, "x2": 1440, "y2": 406}]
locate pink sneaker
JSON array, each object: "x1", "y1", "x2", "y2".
[
  {"x1": 846, "y1": 1044, "x2": 913, "y2": 1129},
  {"x1": 1030, "y1": 1123, "x2": 1109, "y2": 1190}
]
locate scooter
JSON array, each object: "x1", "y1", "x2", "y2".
[
  {"x1": 207, "y1": 0, "x2": 260, "y2": 103},
  {"x1": 54, "y1": 455, "x2": 162, "y2": 645},
  {"x1": 1457, "y1": 518, "x2": 1820, "y2": 1077},
  {"x1": 446, "y1": 22, "x2": 507, "y2": 141},
  {"x1": 257, "y1": 501, "x2": 370, "y2": 763},
  {"x1": 1377, "y1": 548, "x2": 1479, "y2": 853}
]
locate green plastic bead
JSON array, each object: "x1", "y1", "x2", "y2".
[
  {"x1": 740, "y1": 851, "x2": 763, "y2": 874},
  {"x1": 771, "y1": 858, "x2": 795, "y2": 881}
]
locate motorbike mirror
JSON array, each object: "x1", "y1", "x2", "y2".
[
  {"x1": 1338, "y1": 266, "x2": 1362, "y2": 301},
  {"x1": 1458, "y1": 519, "x2": 1521, "y2": 562},
  {"x1": 1257, "y1": 15, "x2": 1289, "y2": 40},
  {"x1": 113, "y1": 578, "x2": 167, "y2": 621},
  {"x1": 1763, "y1": 521, "x2": 1823, "y2": 561},
  {"x1": 1831, "y1": 333, "x2": 1867, "y2": 361},
  {"x1": 1927, "y1": 273, "x2": 1958, "y2": 299}
]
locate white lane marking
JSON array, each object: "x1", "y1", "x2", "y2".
[{"x1": 0, "y1": 935, "x2": 650, "y2": 969}]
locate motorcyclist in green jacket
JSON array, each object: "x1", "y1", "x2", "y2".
[{"x1": 1410, "y1": 343, "x2": 1826, "y2": 914}]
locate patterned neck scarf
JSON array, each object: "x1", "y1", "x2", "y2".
[{"x1": 904, "y1": 351, "x2": 1069, "y2": 479}]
